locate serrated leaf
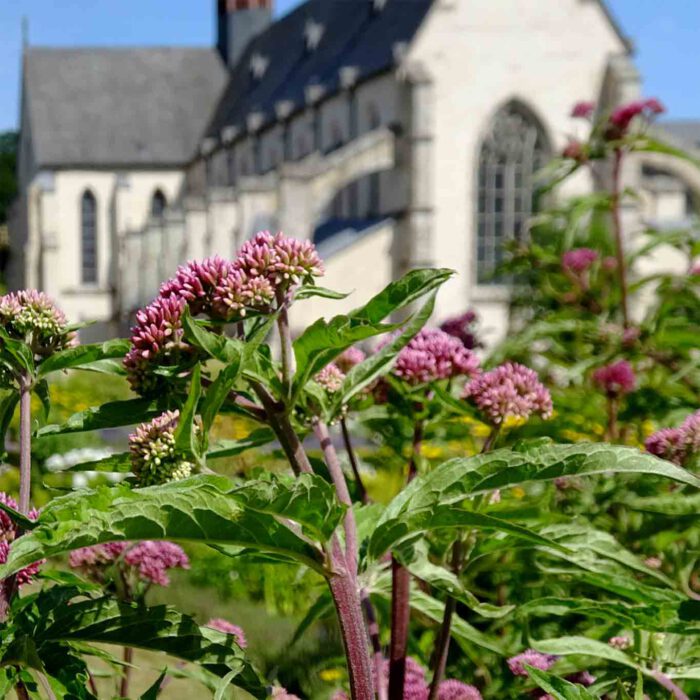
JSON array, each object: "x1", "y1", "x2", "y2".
[
  {"x1": 207, "y1": 429, "x2": 276, "y2": 459},
  {"x1": 37, "y1": 398, "x2": 163, "y2": 436},
  {"x1": 0, "y1": 475, "x2": 342, "y2": 578},
  {"x1": 0, "y1": 391, "x2": 19, "y2": 443},
  {"x1": 525, "y1": 666, "x2": 599, "y2": 700},
  {"x1": 37, "y1": 339, "x2": 130, "y2": 377},
  {"x1": 61, "y1": 452, "x2": 132, "y2": 474}
]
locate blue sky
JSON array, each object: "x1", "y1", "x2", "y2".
[{"x1": 0, "y1": 0, "x2": 698, "y2": 132}]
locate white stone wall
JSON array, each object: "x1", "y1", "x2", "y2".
[
  {"x1": 16, "y1": 169, "x2": 185, "y2": 324},
  {"x1": 405, "y1": 0, "x2": 630, "y2": 340}
]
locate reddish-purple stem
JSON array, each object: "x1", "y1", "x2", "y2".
[
  {"x1": 361, "y1": 588, "x2": 387, "y2": 700},
  {"x1": 652, "y1": 671, "x2": 690, "y2": 700},
  {"x1": 341, "y1": 416, "x2": 368, "y2": 504}
]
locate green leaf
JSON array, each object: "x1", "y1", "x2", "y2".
[
  {"x1": 61, "y1": 452, "x2": 133, "y2": 474},
  {"x1": 0, "y1": 475, "x2": 343, "y2": 578},
  {"x1": 181, "y1": 308, "x2": 240, "y2": 364},
  {"x1": 532, "y1": 636, "x2": 639, "y2": 671},
  {"x1": 207, "y1": 429, "x2": 276, "y2": 459},
  {"x1": 0, "y1": 498, "x2": 38, "y2": 531},
  {"x1": 214, "y1": 670, "x2": 239, "y2": 700},
  {"x1": 33, "y1": 379, "x2": 51, "y2": 422},
  {"x1": 140, "y1": 670, "x2": 167, "y2": 700},
  {"x1": 292, "y1": 268, "x2": 453, "y2": 402},
  {"x1": 370, "y1": 443, "x2": 700, "y2": 557},
  {"x1": 0, "y1": 391, "x2": 19, "y2": 444},
  {"x1": 295, "y1": 286, "x2": 351, "y2": 301},
  {"x1": 635, "y1": 135, "x2": 700, "y2": 170},
  {"x1": 0, "y1": 326, "x2": 35, "y2": 375},
  {"x1": 525, "y1": 666, "x2": 599, "y2": 700},
  {"x1": 18, "y1": 590, "x2": 265, "y2": 698},
  {"x1": 173, "y1": 364, "x2": 202, "y2": 458},
  {"x1": 37, "y1": 398, "x2": 163, "y2": 436},
  {"x1": 37, "y1": 339, "x2": 130, "y2": 377},
  {"x1": 291, "y1": 590, "x2": 334, "y2": 645},
  {"x1": 330, "y1": 291, "x2": 438, "y2": 415}
]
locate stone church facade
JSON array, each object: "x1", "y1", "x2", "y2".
[{"x1": 8, "y1": 0, "x2": 700, "y2": 342}]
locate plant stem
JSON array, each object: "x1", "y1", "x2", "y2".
[
  {"x1": 427, "y1": 540, "x2": 465, "y2": 700},
  {"x1": 389, "y1": 416, "x2": 423, "y2": 700},
  {"x1": 341, "y1": 416, "x2": 368, "y2": 503},
  {"x1": 15, "y1": 680, "x2": 30, "y2": 700},
  {"x1": 611, "y1": 148, "x2": 630, "y2": 328},
  {"x1": 361, "y1": 588, "x2": 387, "y2": 700},
  {"x1": 251, "y1": 382, "x2": 313, "y2": 475},
  {"x1": 606, "y1": 396, "x2": 619, "y2": 442},
  {"x1": 388, "y1": 557, "x2": 411, "y2": 700},
  {"x1": 18, "y1": 374, "x2": 32, "y2": 515},
  {"x1": 652, "y1": 671, "x2": 689, "y2": 700},
  {"x1": 314, "y1": 419, "x2": 358, "y2": 575},
  {"x1": 120, "y1": 646, "x2": 133, "y2": 698},
  {"x1": 481, "y1": 423, "x2": 501, "y2": 454},
  {"x1": 328, "y1": 540, "x2": 374, "y2": 700},
  {"x1": 276, "y1": 288, "x2": 295, "y2": 399}
]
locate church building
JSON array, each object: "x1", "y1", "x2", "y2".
[{"x1": 8, "y1": 0, "x2": 700, "y2": 342}]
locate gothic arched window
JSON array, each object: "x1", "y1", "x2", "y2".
[
  {"x1": 151, "y1": 189, "x2": 167, "y2": 219},
  {"x1": 80, "y1": 190, "x2": 97, "y2": 284},
  {"x1": 476, "y1": 103, "x2": 549, "y2": 284}
]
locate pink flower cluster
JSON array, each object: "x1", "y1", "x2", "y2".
[
  {"x1": 645, "y1": 409, "x2": 700, "y2": 466},
  {"x1": 128, "y1": 410, "x2": 194, "y2": 485},
  {"x1": 125, "y1": 232, "x2": 324, "y2": 394},
  {"x1": 571, "y1": 101, "x2": 596, "y2": 119},
  {"x1": 0, "y1": 492, "x2": 42, "y2": 585},
  {"x1": 607, "y1": 98, "x2": 665, "y2": 137},
  {"x1": 592, "y1": 360, "x2": 636, "y2": 398},
  {"x1": 562, "y1": 248, "x2": 598, "y2": 275},
  {"x1": 463, "y1": 362, "x2": 552, "y2": 425},
  {"x1": 69, "y1": 540, "x2": 189, "y2": 587},
  {"x1": 315, "y1": 363, "x2": 345, "y2": 393},
  {"x1": 0, "y1": 290, "x2": 76, "y2": 359},
  {"x1": 389, "y1": 329, "x2": 479, "y2": 385},
  {"x1": 206, "y1": 617, "x2": 247, "y2": 648},
  {"x1": 507, "y1": 649, "x2": 558, "y2": 677},
  {"x1": 336, "y1": 346, "x2": 366, "y2": 373},
  {"x1": 124, "y1": 296, "x2": 189, "y2": 394},
  {"x1": 440, "y1": 310, "x2": 480, "y2": 350}
]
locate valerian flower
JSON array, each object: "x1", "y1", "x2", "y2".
[
  {"x1": 571, "y1": 101, "x2": 595, "y2": 119},
  {"x1": 0, "y1": 492, "x2": 42, "y2": 585},
  {"x1": 123, "y1": 295, "x2": 191, "y2": 394},
  {"x1": 507, "y1": 649, "x2": 558, "y2": 677},
  {"x1": 129, "y1": 410, "x2": 194, "y2": 486},
  {"x1": 645, "y1": 427, "x2": 684, "y2": 465},
  {"x1": 609, "y1": 636, "x2": 631, "y2": 650},
  {"x1": 592, "y1": 360, "x2": 636, "y2": 398},
  {"x1": 437, "y1": 679, "x2": 482, "y2": 700},
  {"x1": 206, "y1": 618, "x2": 247, "y2": 648},
  {"x1": 562, "y1": 248, "x2": 598, "y2": 275},
  {"x1": 388, "y1": 328, "x2": 479, "y2": 385},
  {"x1": 606, "y1": 98, "x2": 665, "y2": 139},
  {"x1": 0, "y1": 290, "x2": 76, "y2": 359},
  {"x1": 69, "y1": 541, "x2": 189, "y2": 587},
  {"x1": 463, "y1": 362, "x2": 552, "y2": 425},
  {"x1": 440, "y1": 310, "x2": 481, "y2": 349},
  {"x1": 315, "y1": 363, "x2": 345, "y2": 393}
]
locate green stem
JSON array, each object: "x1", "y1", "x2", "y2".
[
  {"x1": 341, "y1": 416, "x2": 368, "y2": 503},
  {"x1": 276, "y1": 287, "x2": 295, "y2": 399},
  {"x1": 612, "y1": 148, "x2": 630, "y2": 328}
]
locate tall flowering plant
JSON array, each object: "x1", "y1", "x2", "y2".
[{"x1": 0, "y1": 226, "x2": 699, "y2": 699}]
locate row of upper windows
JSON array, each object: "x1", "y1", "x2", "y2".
[{"x1": 79, "y1": 189, "x2": 168, "y2": 285}]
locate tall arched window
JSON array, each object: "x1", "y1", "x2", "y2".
[
  {"x1": 80, "y1": 190, "x2": 97, "y2": 284},
  {"x1": 476, "y1": 103, "x2": 549, "y2": 284},
  {"x1": 151, "y1": 189, "x2": 167, "y2": 219}
]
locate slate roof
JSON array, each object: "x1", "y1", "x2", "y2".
[
  {"x1": 206, "y1": 0, "x2": 434, "y2": 139},
  {"x1": 662, "y1": 121, "x2": 700, "y2": 152},
  {"x1": 24, "y1": 48, "x2": 227, "y2": 168}
]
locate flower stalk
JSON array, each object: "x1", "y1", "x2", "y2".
[{"x1": 611, "y1": 147, "x2": 630, "y2": 328}]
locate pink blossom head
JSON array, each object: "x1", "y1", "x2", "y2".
[
  {"x1": 679, "y1": 410, "x2": 700, "y2": 457},
  {"x1": 562, "y1": 248, "x2": 598, "y2": 275},
  {"x1": 507, "y1": 649, "x2": 558, "y2": 677},
  {"x1": 0, "y1": 290, "x2": 77, "y2": 359},
  {"x1": 571, "y1": 101, "x2": 595, "y2": 119},
  {"x1": 566, "y1": 671, "x2": 596, "y2": 687},
  {"x1": 129, "y1": 410, "x2": 194, "y2": 486},
  {"x1": 592, "y1": 360, "x2": 636, "y2": 398},
  {"x1": 206, "y1": 618, "x2": 247, "y2": 648},
  {"x1": 213, "y1": 266, "x2": 275, "y2": 319},
  {"x1": 271, "y1": 688, "x2": 301, "y2": 700},
  {"x1": 690, "y1": 262, "x2": 700, "y2": 276},
  {"x1": 336, "y1": 346, "x2": 367, "y2": 373},
  {"x1": 0, "y1": 495, "x2": 42, "y2": 585},
  {"x1": 609, "y1": 636, "x2": 631, "y2": 650},
  {"x1": 70, "y1": 540, "x2": 189, "y2": 587},
  {"x1": 160, "y1": 256, "x2": 235, "y2": 318},
  {"x1": 315, "y1": 363, "x2": 345, "y2": 393},
  {"x1": 124, "y1": 295, "x2": 191, "y2": 395},
  {"x1": 562, "y1": 140, "x2": 586, "y2": 162},
  {"x1": 607, "y1": 98, "x2": 665, "y2": 137},
  {"x1": 463, "y1": 362, "x2": 552, "y2": 425},
  {"x1": 437, "y1": 680, "x2": 482, "y2": 700},
  {"x1": 440, "y1": 310, "x2": 480, "y2": 349},
  {"x1": 0, "y1": 540, "x2": 41, "y2": 586},
  {"x1": 390, "y1": 328, "x2": 479, "y2": 385},
  {"x1": 645, "y1": 427, "x2": 684, "y2": 465},
  {"x1": 602, "y1": 256, "x2": 618, "y2": 271}
]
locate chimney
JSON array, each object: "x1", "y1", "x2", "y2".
[{"x1": 217, "y1": 0, "x2": 273, "y2": 69}]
